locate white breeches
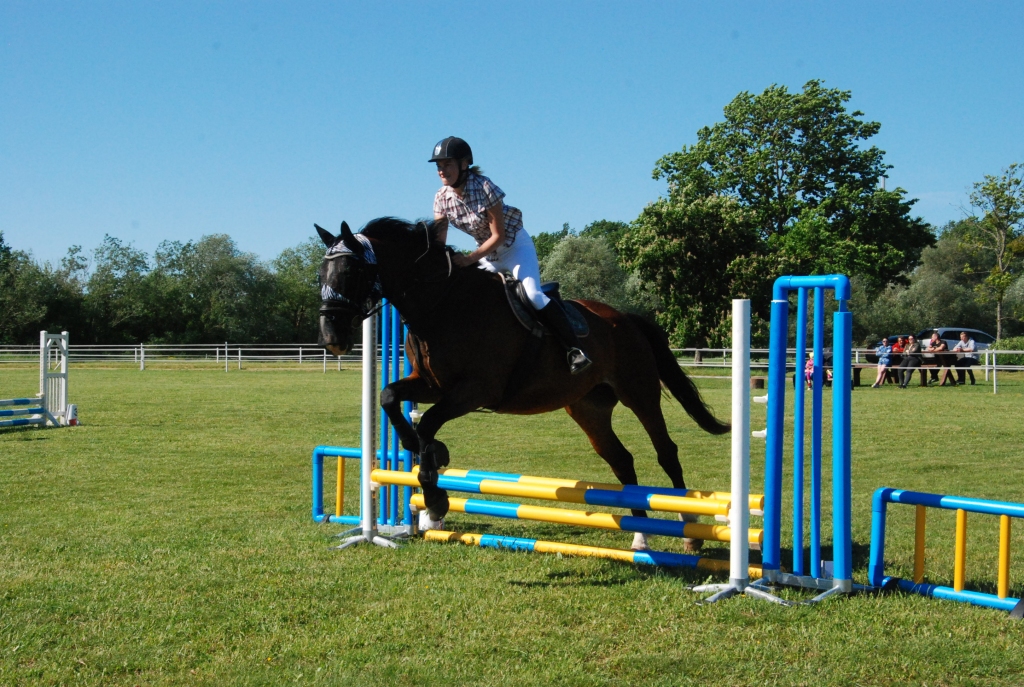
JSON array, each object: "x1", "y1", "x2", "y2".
[{"x1": 476, "y1": 233, "x2": 549, "y2": 309}]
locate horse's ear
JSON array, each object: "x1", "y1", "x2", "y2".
[
  {"x1": 429, "y1": 217, "x2": 448, "y2": 243},
  {"x1": 340, "y1": 221, "x2": 365, "y2": 258},
  {"x1": 315, "y1": 224, "x2": 336, "y2": 248}
]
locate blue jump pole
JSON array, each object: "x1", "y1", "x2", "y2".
[
  {"x1": 810, "y1": 286, "x2": 824, "y2": 579},
  {"x1": 793, "y1": 288, "x2": 807, "y2": 576},
  {"x1": 832, "y1": 300, "x2": 853, "y2": 587}
]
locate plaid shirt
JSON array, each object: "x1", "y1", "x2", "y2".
[{"x1": 434, "y1": 174, "x2": 523, "y2": 256}]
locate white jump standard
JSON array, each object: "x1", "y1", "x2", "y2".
[{"x1": 1, "y1": 331, "x2": 75, "y2": 429}]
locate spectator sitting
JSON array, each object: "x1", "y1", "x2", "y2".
[
  {"x1": 898, "y1": 335, "x2": 923, "y2": 388},
  {"x1": 925, "y1": 332, "x2": 948, "y2": 384},
  {"x1": 804, "y1": 352, "x2": 834, "y2": 389},
  {"x1": 891, "y1": 336, "x2": 906, "y2": 354},
  {"x1": 952, "y1": 331, "x2": 978, "y2": 385},
  {"x1": 871, "y1": 339, "x2": 892, "y2": 387}
]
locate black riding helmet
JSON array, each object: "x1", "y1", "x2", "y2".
[{"x1": 429, "y1": 136, "x2": 473, "y2": 165}]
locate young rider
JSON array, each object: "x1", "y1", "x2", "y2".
[{"x1": 430, "y1": 136, "x2": 592, "y2": 374}]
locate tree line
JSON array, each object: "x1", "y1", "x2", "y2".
[
  {"x1": 3, "y1": 80, "x2": 1022, "y2": 347},
  {"x1": 0, "y1": 232, "x2": 324, "y2": 344}
]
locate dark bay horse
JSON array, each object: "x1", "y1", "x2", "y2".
[{"x1": 316, "y1": 218, "x2": 729, "y2": 550}]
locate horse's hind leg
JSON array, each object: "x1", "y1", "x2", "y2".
[
  {"x1": 618, "y1": 389, "x2": 704, "y2": 553},
  {"x1": 566, "y1": 385, "x2": 654, "y2": 551}
]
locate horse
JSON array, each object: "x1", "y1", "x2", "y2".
[{"x1": 316, "y1": 217, "x2": 730, "y2": 551}]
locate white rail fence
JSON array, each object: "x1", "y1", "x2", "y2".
[
  {"x1": 1, "y1": 344, "x2": 1022, "y2": 379},
  {"x1": 0, "y1": 343, "x2": 360, "y2": 371}
]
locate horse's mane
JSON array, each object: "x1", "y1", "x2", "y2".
[
  {"x1": 360, "y1": 217, "x2": 424, "y2": 242},
  {"x1": 358, "y1": 216, "x2": 500, "y2": 291}
]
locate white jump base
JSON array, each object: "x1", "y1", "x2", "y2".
[{"x1": 0, "y1": 331, "x2": 74, "y2": 429}]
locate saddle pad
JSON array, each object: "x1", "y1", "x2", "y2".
[{"x1": 501, "y1": 274, "x2": 589, "y2": 337}]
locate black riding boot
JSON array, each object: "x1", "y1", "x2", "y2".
[{"x1": 536, "y1": 301, "x2": 592, "y2": 374}]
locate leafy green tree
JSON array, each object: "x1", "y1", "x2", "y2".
[
  {"x1": 620, "y1": 80, "x2": 934, "y2": 345},
  {"x1": 532, "y1": 223, "x2": 572, "y2": 264},
  {"x1": 0, "y1": 231, "x2": 47, "y2": 343},
  {"x1": 580, "y1": 220, "x2": 629, "y2": 254},
  {"x1": 962, "y1": 163, "x2": 1024, "y2": 339},
  {"x1": 0, "y1": 234, "x2": 89, "y2": 343},
  {"x1": 148, "y1": 235, "x2": 275, "y2": 343},
  {"x1": 851, "y1": 221, "x2": 1004, "y2": 344},
  {"x1": 84, "y1": 236, "x2": 152, "y2": 343},
  {"x1": 541, "y1": 236, "x2": 633, "y2": 313},
  {"x1": 271, "y1": 237, "x2": 324, "y2": 341},
  {"x1": 620, "y1": 194, "x2": 762, "y2": 346},
  {"x1": 38, "y1": 245, "x2": 90, "y2": 339}
]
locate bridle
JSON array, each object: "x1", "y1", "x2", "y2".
[
  {"x1": 319, "y1": 235, "x2": 382, "y2": 327},
  {"x1": 319, "y1": 226, "x2": 457, "y2": 330}
]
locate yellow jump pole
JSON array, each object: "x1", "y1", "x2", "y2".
[
  {"x1": 422, "y1": 530, "x2": 765, "y2": 579},
  {"x1": 411, "y1": 494, "x2": 765, "y2": 549},
  {"x1": 954, "y1": 509, "x2": 967, "y2": 592},
  {"x1": 335, "y1": 455, "x2": 345, "y2": 519},
  {"x1": 914, "y1": 504, "x2": 926, "y2": 584},
  {"x1": 999, "y1": 515, "x2": 1011, "y2": 599},
  {"x1": 372, "y1": 468, "x2": 730, "y2": 518},
  {"x1": 431, "y1": 467, "x2": 765, "y2": 512}
]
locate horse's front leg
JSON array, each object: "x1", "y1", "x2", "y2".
[
  {"x1": 379, "y1": 375, "x2": 439, "y2": 455},
  {"x1": 411, "y1": 395, "x2": 480, "y2": 523}
]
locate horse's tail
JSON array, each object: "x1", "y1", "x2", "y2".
[{"x1": 626, "y1": 314, "x2": 731, "y2": 435}]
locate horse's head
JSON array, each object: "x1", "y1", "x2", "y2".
[
  {"x1": 316, "y1": 221, "x2": 381, "y2": 356},
  {"x1": 317, "y1": 217, "x2": 452, "y2": 355}
]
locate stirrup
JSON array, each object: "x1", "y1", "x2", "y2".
[{"x1": 567, "y1": 348, "x2": 592, "y2": 375}]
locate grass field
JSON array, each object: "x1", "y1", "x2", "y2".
[{"x1": 2, "y1": 364, "x2": 1024, "y2": 686}]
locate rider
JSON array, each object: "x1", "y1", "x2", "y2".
[{"x1": 430, "y1": 136, "x2": 592, "y2": 374}]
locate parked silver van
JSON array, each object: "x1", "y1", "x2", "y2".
[{"x1": 915, "y1": 328, "x2": 995, "y2": 351}]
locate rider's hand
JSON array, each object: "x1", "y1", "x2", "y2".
[{"x1": 452, "y1": 253, "x2": 478, "y2": 268}]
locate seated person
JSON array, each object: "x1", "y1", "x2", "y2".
[
  {"x1": 952, "y1": 331, "x2": 978, "y2": 385},
  {"x1": 924, "y1": 332, "x2": 948, "y2": 383},
  {"x1": 898, "y1": 335, "x2": 923, "y2": 388},
  {"x1": 891, "y1": 336, "x2": 906, "y2": 354},
  {"x1": 871, "y1": 339, "x2": 892, "y2": 387},
  {"x1": 804, "y1": 352, "x2": 833, "y2": 388}
]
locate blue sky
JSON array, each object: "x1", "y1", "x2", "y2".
[{"x1": 2, "y1": 2, "x2": 1022, "y2": 266}]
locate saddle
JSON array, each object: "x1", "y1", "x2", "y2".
[{"x1": 500, "y1": 275, "x2": 589, "y2": 338}]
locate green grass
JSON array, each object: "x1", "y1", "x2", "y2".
[{"x1": 2, "y1": 365, "x2": 1024, "y2": 686}]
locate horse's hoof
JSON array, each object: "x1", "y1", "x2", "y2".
[
  {"x1": 631, "y1": 532, "x2": 650, "y2": 551},
  {"x1": 422, "y1": 486, "x2": 450, "y2": 521},
  {"x1": 678, "y1": 513, "x2": 703, "y2": 551},
  {"x1": 424, "y1": 440, "x2": 450, "y2": 468},
  {"x1": 418, "y1": 510, "x2": 445, "y2": 532},
  {"x1": 682, "y1": 538, "x2": 704, "y2": 553}
]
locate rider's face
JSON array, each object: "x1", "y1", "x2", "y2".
[{"x1": 436, "y1": 158, "x2": 466, "y2": 187}]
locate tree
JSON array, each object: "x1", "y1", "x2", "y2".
[
  {"x1": 84, "y1": 236, "x2": 152, "y2": 343},
  {"x1": 579, "y1": 220, "x2": 629, "y2": 254},
  {"x1": 532, "y1": 223, "x2": 572, "y2": 264},
  {"x1": 271, "y1": 237, "x2": 324, "y2": 341},
  {"x1": 963, "y1": 163, "x2": 1024, "y2": 340},
  {"x1": 149, "y1": 235, "x2": 275, "y2": 343},
  {"x1": 0, "y1": 231, "x2": 46, "y2": 343},
  {"x1": 620, "y1": 80, "x2": 934, "y2": 345},
  {"x1": 620, "y1": 194, "x2": 762, "y2": 346},
  {"x1": 541, "y1": 236, "x2": 632, "y2": 313}
]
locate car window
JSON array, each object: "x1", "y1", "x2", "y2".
[{"x1": 973, "y1": 332, "x2": 995, "y2": 344}]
